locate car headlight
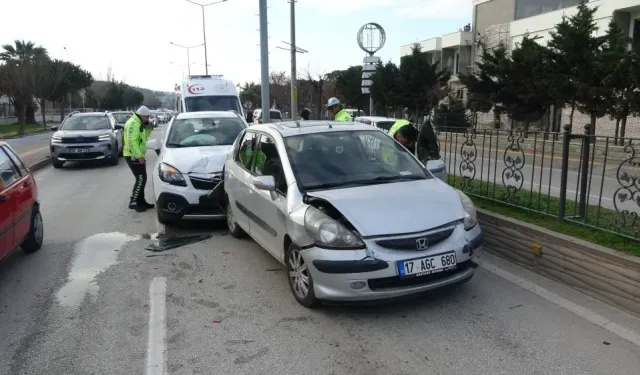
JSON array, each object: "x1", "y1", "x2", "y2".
[
  {"x1": 456, "y1": 190, "x2": 477, "y2": 230},
  {"x1": 158, "y1": 162, "x2": 186, "y2": 186},
  {"x1": 51, "y1": 135, "x2": 62, "y2": 143},
  {"x1": 99, "y1": 135, "x2": 111, "y2": 142},
  {"x1": 303, "y1": 207, "x2": 365, "y2": 249}
]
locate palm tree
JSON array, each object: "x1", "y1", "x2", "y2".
[{"x1": 1, "y1": 40, "x2": 49, "y2": 127}]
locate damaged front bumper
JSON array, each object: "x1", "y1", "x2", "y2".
[{"x1": 302, "y1": 223, "x2": 483, "y2": 302}]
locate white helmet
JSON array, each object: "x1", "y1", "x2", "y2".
[
  {"x1": 327, "y1": 97, "x2": 340, "y2": 108},
  {"x1": 135, "y1": 105, "x2": 151, "y2": 116}
]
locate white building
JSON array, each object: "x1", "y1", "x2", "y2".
[{"x1": 401, "y1": 0, "x2": 640, "y2": 137}]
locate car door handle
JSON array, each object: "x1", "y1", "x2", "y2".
[
  {"x1": 0, "y1": 194, "x2": 9, "y2": 202},
  {"x1": 22, "y1": 181, "x2": 31, "y2": 188}
]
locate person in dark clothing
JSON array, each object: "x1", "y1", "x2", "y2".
[
  {"x1": 300, "y1": 108, "x2": 311, "y2": 120},
  {"x1": 418, "y1": 120, "x2": 441, "y2": 161}
]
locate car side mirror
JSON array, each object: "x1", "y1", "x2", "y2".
[
  {"x1": 50, "y1": 126, "x2": 58, "y2": 131},
  {"x1": 146, "y1": 138, "x2": 161, "y2": 155},
  {"x1": 426, "y1": 159, "x2": 446, "y2": 181},
  {"x1": 114, "y1": 124, "x2": 124, "y2": 130},
  {"x1": 253, "y1": 175, "x2": 276, "y2": 191}
]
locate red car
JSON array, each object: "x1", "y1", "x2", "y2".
[{"x1": 0, "y1": 141, "x2": 43, "y2": 259}]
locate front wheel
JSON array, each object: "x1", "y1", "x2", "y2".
[
  {"x1": 22, "y1": 208, "x2": 43, "y2": 253},
  {"x1": 285, "y1": 243, "x2": 320, "y2": 308},
  {"x1": 52, "y1": 158, "x2": 64, "y2": 168}
]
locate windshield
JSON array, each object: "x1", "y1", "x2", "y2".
[
  {"x1": 284, "y1": 130, "x2": 430, "y2": 190},
  {"x1": 61, "y1": 116, "x2": 111, "y2": 131},
  {"x1": 375, "y1": 121, "x2": 395, "y2": 132},
  {"x1": 166, "y1": 117, "x2": 246, "y2": 147},
  {"x1": 184, "y1": 95, "x2": 242, "y2": 113},
  {"x1": 112, "y1": 113, "x2": 131, "y2": 123}
]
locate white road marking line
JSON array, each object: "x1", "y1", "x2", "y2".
[
  {"x1": 481, "y1": 261, "x2": 640, "y2": 347},
  {"x1": 146, "y1": 277, "x2": 167, "y2": 375}
]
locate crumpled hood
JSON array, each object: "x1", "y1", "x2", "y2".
[
  {"x1": 55, "y1": 130, "x2": 111, "y2": 138},
  {"x1": 307, "y1": 179, "x2": 464, "y2": 236},
  {"x1": 161, "y1": 145, "x2": 232, "y2": 174}
]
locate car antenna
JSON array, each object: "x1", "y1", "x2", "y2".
[{"x1": 327, "y1": 122, "x2": 332, "y2": 129}]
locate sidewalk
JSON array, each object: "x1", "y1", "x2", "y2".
[{"x1": 7, "y1": 133, "x2": 52, "y2": 170}]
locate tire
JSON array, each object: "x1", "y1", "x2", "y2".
[
  {"x1": 109, "y1": 151, "x2": 119, "y2": 165},
  {"x1": 22, "y1": 207, "x2": 43, "y2": 253},
  {"x1": 285, "y1": 243, "x2": 320, "y2": 308},
  {"x1": 52, "y1": 158, "x2": 64, "y2": 168},
  {"x1": 226, "y1": 198, "x2": 245, "y2": 238}
]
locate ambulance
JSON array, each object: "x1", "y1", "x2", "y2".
[{"x1": 174, "y1": 75, "x2": 243, "y2": 117}]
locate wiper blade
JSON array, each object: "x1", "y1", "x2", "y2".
[
  {"x1": 165, "y1": 143, "x2": 186, "y2": 147},
  {"x1": 305, "y1": 175, "x2": 424, "y2": 190},
  {"x1": 368, "y1": 175, "x2": 425, "y2": 182}
]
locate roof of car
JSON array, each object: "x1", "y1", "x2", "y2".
[
  {"x1": 111, "y1": 111, "x2": 132, "y2": 114},
  {"x1": 253, "y1": 121, "x2": 381, "y2": 137},
  {"x1": 175, "y1": 111, "x2": 242, "y2": 120},
  {"x1": 71, "y1": 112, "x2": 107, "y2": 116},
  {"x1": 355, "y1": 116, "x2": 397, "y2": 122}
]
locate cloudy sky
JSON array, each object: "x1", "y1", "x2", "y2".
[{"x1": 1, "y1": 0, "x2": 471, "y2": 92}]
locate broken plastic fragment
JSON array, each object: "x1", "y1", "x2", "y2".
[{"x1": 145, "y1": 234, "x2": 212, "y2": 252}]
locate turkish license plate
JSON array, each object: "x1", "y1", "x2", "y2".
[
  {"x1": 69, "y1": 148, "x2": 90, "y2": 153},
  {"x1": 397, "y1": 252, "x2": 457, "y2": 278}
]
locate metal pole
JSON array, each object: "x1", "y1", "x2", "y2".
[
  {"x1": 201, "y1": 6, "x2": 209, "y2": 75},
  {"x1": 289, "y1": 0, "x2": 297, "y2": 120},
  {"x1": 369, "y1": 95, "x2": 373, "y2": 116},
  {"x1": 187, "y1": 49, "x2": 191, "y2": 76},
  {"x1": 558, "y1": 124, "x2": 572, "y2": 219},
  {"x1": 258, "y1": 0, "x2": 270, "y2": 123}
]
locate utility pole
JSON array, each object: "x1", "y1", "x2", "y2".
[
  {"x1": 289, "y1": 0, "x2": 297, "y2": 120},
  {"x1": 185, "y1": 0, "x2": 227, "y2": 75},
  {"x1": 258, "y1": 0, "x2": 270, "y2": 123}
]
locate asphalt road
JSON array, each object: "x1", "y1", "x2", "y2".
[{"x1": 1, "y1": 127, "x2": 640, "y2": 374}]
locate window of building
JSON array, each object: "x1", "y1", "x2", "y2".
[{"x1": 515, "y1": 0, "x2": 582, "y2": 20}]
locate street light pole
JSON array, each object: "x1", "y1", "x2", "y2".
[
  {"x1": 258, "y1": 0, "x2": 270, "y2": 123},
  {"x1": 170, "y1": 42, "x2": 204, "y2": 76},
  {"x1": 289, "y1": 0, "x2": 297, "y2": 120},
  {"x1": 185, "y1": 0, "x2": 227, "y2": 76}
]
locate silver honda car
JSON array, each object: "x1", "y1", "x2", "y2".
[
  {"x1": 50, "y1": 112, "x2": 123, "y2": 168},
  {"x1": 224, "y1": 121, "x2": 483, "y2": 308}
]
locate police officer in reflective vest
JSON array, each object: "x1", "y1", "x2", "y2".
[
  {"x1": 327, "y1": 97, "x2": 352, "y2": 121},
  {"x1": 388, "y1": 119, "x2": 419, "y2": 153},
  {"x1": 123, "y1": 106, "x2": 155, "y2": 212}
]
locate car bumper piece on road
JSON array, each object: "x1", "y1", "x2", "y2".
[{"x1": 303, "y1": 224, "x2": 484, "y2": 302}]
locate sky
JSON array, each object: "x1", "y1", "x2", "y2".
[{"x1": 0, "y1": 0, "x2": 472, "y2": 92}]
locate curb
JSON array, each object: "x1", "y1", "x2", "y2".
[
  {"x1": 478, "y1": 209, "x2": 640, "y2": 316},
  {"x1": 29, "y1": 157, "x2": 52, "y2": 172}
]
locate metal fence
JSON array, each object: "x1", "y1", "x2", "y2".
[{"x1": 436, "y1": 125, "x2": 640, "y2": 242}]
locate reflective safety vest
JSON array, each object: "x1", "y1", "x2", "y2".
[
  {"x1": 240, "y1": 147, "x2": 266, "y2": 170},
  {"x1": 388, "y1": 119, "x2": 411, "y2": 139},
  {"x1": 123, "y1": 115, "x2": 151, "y2": 159},
  {"x1": 381, "y1": 119, "x2": 413, "y2": 165},
  {"x1": 334, "y1": 109, "x2": 352, "y2": 122}
]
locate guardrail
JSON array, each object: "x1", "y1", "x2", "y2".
[{"x1": 436, "y1": 125, "x2": 640, "y2": 242}]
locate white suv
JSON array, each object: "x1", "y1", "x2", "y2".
[{"x1": 147, "y1": 111, "x2": 248, "y2": 224}]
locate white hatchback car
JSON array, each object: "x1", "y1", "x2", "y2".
[
  {"x1": 147, "y1": 111, "x2": 248, "y2": 224},
  {"x1": 224, "y1": 120, "x2": 483, "y2": 308}
]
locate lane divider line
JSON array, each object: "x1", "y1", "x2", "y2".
[
  {"x1": 146, "y1": 277, "x2": 167, "y2": 375},
  {"x1": 481, "y1": 261, "x2": 640, "y2": 347}
]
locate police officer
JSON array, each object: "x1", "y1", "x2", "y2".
[
  {"x1": 300, "y1": 108, "x2": 311, "y2": 120},
  {"x1": 123, "y1": 106, "x2": 155, "y2": 212},
  {"x1": 327, "y1": 97, "x2": 352, "y2": 121},
  {"x1": 388, "y1": 119, "x2": 419, "y2": 153}
]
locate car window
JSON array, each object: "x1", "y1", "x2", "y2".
[
  {"x1": 269, "y1": 111, "x2": 282, "y2": 120},
  {"x1": 184, "y1": 95, "x2": 242, "y2": 113},
  {"x1": 2, "y1": 146, "x2": 27, "y2": 176},
  {"x1": 375, "y1": 121, "x2": 394, "y2": 132},
  {"x1": 0, "y1": 148, "x2": 21, "y2": 189},
  {"x1": 283, "y1": 130, "x2": 429, "y2": 190},
  {"x1": 112, "y1": 113, "x2": 131, "y2": 124},
  {"x1": 253, "y1": 134, "x2": 287, "y2": 194},
  {"x1": 61, "y1": 116, "x2": 111, "y2": 130},
  {"x1": 166, "y1": 117, "x2": 246, "y2": 148},
  {"x1": 235, "y1": 131, "x2": 258, "y2": 170}
]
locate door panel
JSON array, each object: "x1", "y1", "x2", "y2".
[
  {"x1": 227, "y1": 131, "x2": 258, "y2": 231},
  {"x1": 0, "y1": 148, "x2": 21, "y2": 258},
  {"x1": 246, "y1": 134, "x2": 289, "y2": 259},
  {"x1": 2, "y1": 147, "x2": 33, "y2": 246}
]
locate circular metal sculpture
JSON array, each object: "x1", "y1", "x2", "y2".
[{"x1": 357, "y1": 23, "x2": 386, "y2": 55}]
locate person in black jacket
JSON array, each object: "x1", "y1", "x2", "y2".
[{"x1": 300, "y1": 108, "x2": 311, "y2": 120}]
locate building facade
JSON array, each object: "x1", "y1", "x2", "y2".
[{"x1": 401, "y1": 0, "x2": 640, "y2": 137}]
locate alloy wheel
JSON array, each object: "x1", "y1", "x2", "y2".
[{"x1": 288, "y1": 249, "x2": 310, "y2": 299}]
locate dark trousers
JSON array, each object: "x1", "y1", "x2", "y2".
[{"x1": 125, "y1": 157, "x2": 147, "y2": 203}]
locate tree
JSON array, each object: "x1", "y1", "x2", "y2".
[
  {"x1": 547, "y1": 1, "x2": 608, "y2": 132},
  {"x1": 432, "y1": 94, "x2": 472, "y2": 132},
  {"x1": 460, "y1": 43, "x2": 511, "y2": 129},
  {"x1": 55, "y1": 61, "x2": 93, "y2": 120},
  {"x1": 370, "y1": 61, "x2": 403, "y2": 117},
  {"x1": 503, "y1": 35, "x2": 555, "y2": 133},
  {"x1": 303, "y1": 71, "x2": 328, "y2": 119},
  {"x1": 123, "y1": 86, "x2": 144, "y2": 108},
  {"x1": 239, "y1": 82, "x2": 261, "y2": 110},
  {"x1": 399, "y1": 44, "x2": 450, "y2": 121},
  {"x1": 33, "y1": 58, "x2": 67, "y2": 127},
  {"x1": 102, "y1": 81, "x2": 126, "y2": 110},
  {"x1": 329, "y1": 66, "x2": 368, "y2": 113},
  {"x1": 269, "y1": 71, "x2": 290, "y2": 111},
  {"x1": 602, "y1": 21, "x2": 637, "y2": 145}
]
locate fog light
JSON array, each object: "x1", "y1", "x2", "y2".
[
  {"x1": 350, "y1": 281, "x2": 366, "y2": 290},
  {"x1": 462, "y1": 244, "x2": 470, "y2": 254},
  {"x1": 167, "y1": 202, "x2": 178, "y2": 211}
]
